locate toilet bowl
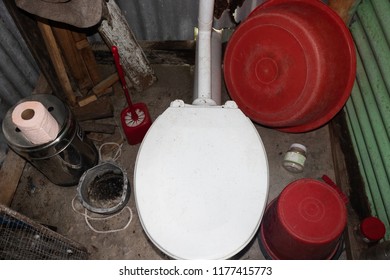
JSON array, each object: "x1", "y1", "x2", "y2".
[{"x1": 133, "y1": 0, "x2": 269, "y2": 259}]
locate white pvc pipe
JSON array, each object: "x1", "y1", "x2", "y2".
[
  {"x1": 193, "y1": 28, "x2": 222, "y2": 105},
  {"x1": 193, "y1": 0, "x2": 216, "y2": 106},
  {"x1": 193, "y1": 29, "x2": 199, "y2": 102},
  {"x1": 211, "y1": 29, "x2": 222, "y2": 105}
]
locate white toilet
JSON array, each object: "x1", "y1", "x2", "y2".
[{"x1": 134, "y1": 0, "x2": 269, "y2": 260}]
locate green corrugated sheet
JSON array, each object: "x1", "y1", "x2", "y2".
[{"x1": 345, "y1": 0, "x2": 390, "y2": 240}]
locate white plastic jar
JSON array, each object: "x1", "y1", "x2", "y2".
[{"x1": 282, "y1": 143, "x2": 307, "y2": 173}]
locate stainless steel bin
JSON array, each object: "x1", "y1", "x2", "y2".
[{"x1": 2, "y1": 94, "x2": 98, "y2": 186}]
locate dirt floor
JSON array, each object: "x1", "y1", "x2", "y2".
[{"x1": 10, "y1": 64, "x2": 342, "y2": 260}]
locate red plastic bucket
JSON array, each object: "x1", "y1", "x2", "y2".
[
  {"x1": 259, "y1": 179, "x2": 347, "y2": 259},
  {"x1": 224, "y1": 0, "x2": 356, "y2": 132}
]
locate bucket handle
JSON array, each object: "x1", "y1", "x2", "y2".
[
  {"x1": 322, "y1": 175, "x2": 348, "y2": 204},
  {"x1": 71, "y1": 196, "x2": 133, "y2": 234}
]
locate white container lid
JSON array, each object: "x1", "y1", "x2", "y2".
[{"x1": 289, "y1": 143, "x2": 307, "y2": 152}]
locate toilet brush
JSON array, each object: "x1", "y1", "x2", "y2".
[{"x1": 111, "y1": 45, "x2": 152, "y2": 145}]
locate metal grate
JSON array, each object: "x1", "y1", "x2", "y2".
[{"x1": 0, "y1": 204, "x2": 88, "y2": 260}]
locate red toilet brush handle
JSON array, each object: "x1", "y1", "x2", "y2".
[{"x1": 111, "y1": 46, "x2": 137, "y2": 118}]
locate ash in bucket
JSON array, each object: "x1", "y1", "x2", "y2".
[
  {"x1": 78, "y1": 161, "x2": 130, "y2": 214},
  {"x1": 87, "y1": 171, "x2": 124, "y2": 209}
]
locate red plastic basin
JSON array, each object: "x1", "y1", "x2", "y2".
[
  {"x1": 259, "y1": 179, "x2": 347, "y2": 259},
  {"x1": 224, "y1": 0, "x2": 356, "y2": 132}
]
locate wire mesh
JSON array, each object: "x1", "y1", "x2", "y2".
[{"x1": 0, "y1": 204, "x2": 88, "y2": 260}]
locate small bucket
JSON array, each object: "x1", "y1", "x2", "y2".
[
  {"x1": 77, "y1": 161, "x2": 130, "y2": 214},
  {"x1": 259, "y1": 179, "x2": 346, "y2": 259}
]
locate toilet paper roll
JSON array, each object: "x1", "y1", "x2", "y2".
[{"x1": 11, "y1": 101, "x2": 60, "y2": 145}]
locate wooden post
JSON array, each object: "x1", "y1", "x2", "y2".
[
  {"x1": 37, "y1": 20, "x2": 77, "y2": 106},
  {"x1": 51, "y1": 27, "x2": 93, "y2": 95},
  {"x1": 98, "y1": 0, "x2": 157, "y2": 92}
]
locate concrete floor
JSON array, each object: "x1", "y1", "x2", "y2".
[{"x1": 10, "y1": 64, "x2": 341, "y2": 259}]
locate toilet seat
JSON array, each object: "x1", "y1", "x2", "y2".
[{"x1": 134, "y1": 100, "x2": 269, "y2": 259}]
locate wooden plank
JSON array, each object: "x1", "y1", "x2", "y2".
[
  {"x1": 140, "y1": 40, "x2": 196, "y2": 51},
  {"x1": 72, "y1": 96, "x2": 114, "y2": 121},
  {"x1": 77, "y1": 73, "x2": 119, "y2": 107},
  {"x1": 0, "y1": 150, "x2": 26, "y2": 206},
  {"x1": 75, "y1": 38, "x2": 90, "y2": 50},
  {"x1": 92, "y1": 41, "x2": 196, "y2": 66},
  {"x1": 79, "y1": 121, "x2": 116, "y2": 134},
  {"x1": 92, "y1": 73, "x2": 118, "y2": 97},
  {"x1": 71, "y1": 32, "x2": 102, "y2": 86},
  {"x1": 37, "y1": 20, "x2": 77, "y2": 106},
  {"x1": 98, "y1": 0, "x2": 156, "y2": 92},
  {"x1": 52, "y1": 26, "x2": 92, "y2": 95},
  {"x1": 77, "y1": 94, "x2": 97, "y2": 107}
]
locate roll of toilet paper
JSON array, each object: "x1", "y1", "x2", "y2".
[{"x1": 11, "y1": 101, "x2": 60, "y2": 145}]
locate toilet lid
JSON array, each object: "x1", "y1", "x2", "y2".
[{"x1": 134, "y1": 101, "x2": 269, "y2": 259}]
